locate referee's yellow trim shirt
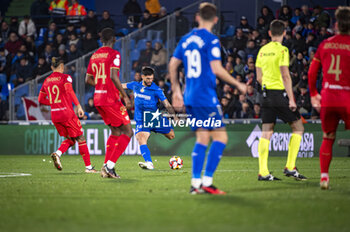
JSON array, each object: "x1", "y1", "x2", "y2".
[{"x1": 255, "y1": 41, "x2": 289, "y2": 90}]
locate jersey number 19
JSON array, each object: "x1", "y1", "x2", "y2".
[{"x1": 185, "y1": 49, "x2": 201, "y2": 78}]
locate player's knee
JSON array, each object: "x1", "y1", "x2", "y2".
[
  {"x1": 323, "y1": 132, "x2": 336, "y2": 140},
  {"x1": 167, "y1": 130, "x2": 175, "y2": 140},
  {"x1": 75, "y1": 135, "x2": 85, "y2": 143},
  {"x1": 125, "y1": 128, "x2": 134, "y2": 138}
]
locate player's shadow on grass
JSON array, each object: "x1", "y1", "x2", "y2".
[{"x1": 103, "y1": 178, "x2": 139, "y2": 183}]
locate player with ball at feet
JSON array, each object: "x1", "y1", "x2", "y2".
[{"x1": 169, "y1": 2, "x2": 247, "y2": 195}]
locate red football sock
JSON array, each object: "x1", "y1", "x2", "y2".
[
  {"x1": 110, "y1": 134, "x2": 131, "y2": 163},
  {"x1": 104, "y1": 135, "x2": 119, "y2": 164},
  {"x1": 78, "y1": 141, "x2": 91, "y2": 167},
  {"x1": 320, "y1": 138, "x2": 335, "y2": 174},
  {"x1": 58, "y1": 139, "x2": 75, "y2": 154}
]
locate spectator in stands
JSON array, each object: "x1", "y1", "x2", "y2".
[
  {"x1": 175, "y1": 7, "x2": 189, "y2": 39},
  {"x1": 133, "y1": 41, "x2": 153, "y2": 70},
  {"x1": 66, "y1": 33, "x2": 81, "y2": 50},
  {"x1": 0, "y1": 95, "x2": 8, "y2": 121},
  {"x1": 0, "y1": 21, "x2": 10, "y2": 44},
  {"x1": 30, "y1": 0, "x2": 50, "y2": 28},
  {"x1": 44, "y1": 22, "x2": 58, "y2": 45},
  {"x1": 155, "y1": 7, "x2": 167, "y2": 40},
  {"x1": 253, "y1": 103, "x2": 261, "y2": 119},
  {"x1": 305, "y1": 33, "x2": 317, "y2": 55},
  {"x1": 290, "y1": 52, "x2": 307, "y2": 86},
  {"x1": 63, "y1": 23, "x2": 75, "y2": 41},
  {"x1": 292, "y1": 19, "x2": 304, "y2": 36},
  {"x1": 81, "y1": 32, "x2": 98, "y2": 54},
  {"x1": 283, "y1": 32, "x2": 293, "y2": 51},
  {"x1": 291, "y1": 8, "x2": 301, "y2": 25},
  {"x1": 49, "y1": 0, "x2": 69, "y2": 24},
  {"x1": 18, "y1": 16, "x2": 36, "y2": 39},
  {"x1": 300, "y1": 5, "x2": 311, "y2": 25},
  {"x1": 233, "y1": 94, "x2": 253, "y2": 118},
  {"x1": 57, "y1": 44, "x2": 68, "y2": 63},
  {"x1": 316, "y1": 26, "x2": 330, "y2": 45},
  {"x1": 33, "y1": 56, "x2": 50, "y2": 77},
  {"x1": 145, "y1": 0, "x2": 161, "y2": 16},
  {"x1": 98, "y1": 11, "x2": 115, "y2": 33},
  {"x1": 244, "y1": 40, "x2": 258, "y2": 60},
  {"x1": 66, "y1": 0, "x2": 87, "y2": 25},
  {"x1": 9, "y1": 17, "x2": 19, "y2": 33},
  {"x1": 295, "y1": 82, "x2": 311, "y2": 117},
  {"x1": 234, "y1": 55, "x2": 244, "y2": 77},
  {"x1": 5, "y1": 32, "x2": 22, "y2": 57},
  {"x1": 238, "y1": 16, "x2": 253, "y2": 35},
  {"x1": 138, "y1": 10, "x2": 155, "y2": 28},
  {"x1": 133, "y1": 71, "x2": 141, "y2": 81},
  {"x1": 224, "y1": 62, "x2": 234, "y2": 76},
  {"x1": 123, "y1": 0, "x2": 142, "y2": 28},
  {"x1": 256, "y1": 17, "x2": 268, "y2": 37},
  {"x1": 15, "y1": 57, "x2": 33, "y2": 86},
  {"x1": 0, "y1": 48, "x2": 6, "y2": 80},
  {"x1": 279, "y1": 5, "x2": 292, "y2": 22},
  {"x1": 78, "y1": 24, "x2": 87, "y2": 39},
  {"x1": 260, "y1": 6, "x2": 274, "y2": 26},
  {"x1": 85, "y1": 97, "x2": 100, "y2": 119},
  {"x1": 67, "y1": 43, "x2": 82, "y2": 62},
  {"x1": 53, "y1": 33, "x2": 65, "y2": 50},
  {"x1": 229, "y1": 28, "x2": 247, "y2": 56},
  {"x1": 221, "y1": 96, "x2": 233, "y2": 119},
  {"x1": 83, "y1": 10, "x2": 98, "y2": 36},
  {"x1": 251, "y1": 29, "x2": 262, "y2": 45},
  {"x1": 246, "y1": 84, "x2": 260, "y2": 105},
  {"x1": 292, "y1": 32, "x2": 306, "y2": 54},
  {"x1": 313, "y1": 5, "x2": 330, "y2": 29},
  {"x1": 302, "y1": 21, "x2": 316, "y2": 37},
  {"x1": 41, "y1": 44, "x2": 54, "y2": 64}
]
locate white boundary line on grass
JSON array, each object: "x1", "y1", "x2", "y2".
[{"x1": 0, "y1": 173, "x2": 32, "y2": 178}]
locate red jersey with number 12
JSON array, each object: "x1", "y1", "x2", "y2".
[
  {"x1": 87, "y1": 46, "x2": 121, "y2": 106},
  {"x1": 314, "y1": 35, "x2": 350, "y2": 106},
  {"x1": 40, "y1": 72, "x2": 76, "y2": 122}
]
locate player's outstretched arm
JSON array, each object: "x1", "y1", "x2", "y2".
[
  {"x1": 85, "y1": 74, "x2": 95, "y2": 86},
  {"x1": 169, "y1": 57, "x2": 184, "y2": 111},
  {"x1": 256, "y1": 67, "x2": 263, "y2": 85},
  {"x1": 110, "y1": 69, "x2": 132, "y2": 109},
  {"x1": 162, "y1": 99, "x2": 178, "y2": 120},
  {"x1": 280, "y1": 66, "x2": 296, "y2": 111},
  {"x1": 121, "y1": 83, "x2": 128, "y2": 89},
  {"x1": 210, "y1": 60, "x2": 247, "y2": 94},
  {"x1": 308, "y1": 59, "x2": 322, "y2": 112},
  {"x1": 38, "y1": 90, "x2": 50, "y2": 105},
  {"x1": 65, "y1": 83, "x2": 84, "y2": 118}
]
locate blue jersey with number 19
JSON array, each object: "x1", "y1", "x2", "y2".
[{"x1": 173, "y1": 28, "x2": 221, "y2": 107}]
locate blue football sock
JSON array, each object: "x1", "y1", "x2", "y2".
[
  {"x1": 204, "y1": 141, "x2": 226, "y2": 177},
  {"x1": 192, "y1": 143, "x2": 207, "y2": 179},
  {"x1": 140, "y1": 144, "x2": 152, "y2": 162}
]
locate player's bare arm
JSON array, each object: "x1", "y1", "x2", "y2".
[
  {"x1": 210, "y1": 60, "x2": 247, "y2": 95},
  {"x1": 110, "y1": 69, "x2": 132, "y2": 109},
  {"x1": 169, "y1": 57, "x2": 184, "y2": 110},
  {"x1": 308, "y1": 59, "x2": 322, "y2": 112},
  {"x1": 256, "y1": 67, "x2": 263, "y2": 85},
  {"x1": 85, "y1": 74, "x2": 95, "y2": 86},
  {"x1": 280, "y1": 66, "x2": 296, "y2": 111},
  {"x1": 162, "y1": 99, "x2": 178, "y2": 121},
  {"x1": 121, "y1": 83, "x2": 128, "y2": 89}
]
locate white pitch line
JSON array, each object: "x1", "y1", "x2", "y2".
[{"x1": 0, "y1": 173, "x2": 32, "y2": 178}]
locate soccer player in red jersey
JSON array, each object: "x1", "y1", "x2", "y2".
[
  {"x1": 85, "y1": 28, "x2": 133, "y2": 179},
  {"x1": 38, "y1": 57, "x2": 97, "y2": 173},
  {"x1": 308, "y1": 6, "x2": 350, "y2": 190}
]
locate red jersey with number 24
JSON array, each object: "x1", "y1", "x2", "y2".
[
  {"x1": 313, "y1": 34, "x2": 350, "y2": 106},
  {"x1": 87, "y1": 46, "x2": 121, "y2": 106},
  {"x1": 40, "y1": 72, "x2": 76, "y2": 122}
]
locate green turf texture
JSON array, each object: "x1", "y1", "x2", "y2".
[{"x1": 0, "y1": 155, "x2": 349, "y2": 232}]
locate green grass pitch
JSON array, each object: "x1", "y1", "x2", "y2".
[{"x1": 0, "y1": 155, "x2": 350, "y2": 232}]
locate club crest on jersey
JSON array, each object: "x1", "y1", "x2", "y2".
[
  {"x1": 140, "y1": 87, "x2": 145, "y2": 93},
  {"x1": 120, "y1": 106, "x2": 127, "y2": 115}
]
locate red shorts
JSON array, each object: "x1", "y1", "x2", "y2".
[
  {"x1": 321, "y1": 106, "x2": 350, "y2": 133},
  {"x1": 96, "y1": 102, "x2": 130, "y2": 127},
  {"x1": 53, "y1": 116, "x2": 83, "y2": 138}
]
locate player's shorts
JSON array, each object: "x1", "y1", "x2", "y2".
[
  {"x1": 96, "y1": 102, "x2": 130, "y2": 127},
  {"x1": 261, "y1": 90, "x2": 300, "y2": 124},
  {"x1": 321, "y1": 106, "x2": 350, "y2": 133},
  {"x1": 135, "y1": 117, "x2": 173, "y2": 134},
  {"x1": 185, "y1": 104, "x2": 224, "y2": 131},
  {"x1": 53, "y1": 116, "x2": 83, "y2": 138}
]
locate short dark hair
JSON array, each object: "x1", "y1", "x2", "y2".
[
  {"x1": 101, "y1": 28, "x2": 115, "y2": 44},
  {"x1": 269, "y1": 19, "x2": 285, "y2": 36},
  {"x1": 141, "y1": 66, "x2": 154, "y2": 76},
  {"x1": 51, "y1": 57, "x2": 64, "y2": 68},
  {"x1": 198, "y1": 2, "x2": 217, "y2": 21},
  {"x1": 335, "y1": 6, "x2": 350, "y2": 34}
]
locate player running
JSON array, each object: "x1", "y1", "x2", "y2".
[
  {"x1": 85, "y1": 28, "x2": 133, "y2": 179},
  {"x1": 169, "y1": 3, "x2": 247, "y2": 195},
  {"x1": 308, "y1": 6, "x2": 350, "y2": 190},
  {"x1": 38, "y1": 57, "x2": 96, "y2": 173},
  {"x1": 122, "y1": 66, "x2": 176, "y2": 170},
  {"x1": 255, "y1": 20, "x2": 307, "y2": 181}
]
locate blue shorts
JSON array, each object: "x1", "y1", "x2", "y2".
[
  {"x1": 185, "y1": 105, "x2": 224, "y2": 131},
  {"x1": 135, "y1": 116, "x2": 173, "y2": 134}
]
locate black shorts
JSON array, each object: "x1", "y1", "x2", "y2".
[{"x1": 261, "y1": 90, "x2": 300, "y2": 124}]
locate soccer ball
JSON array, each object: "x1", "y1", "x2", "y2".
[{"x1": 169, "y1": 156, "x2": 183, "y2": 169}]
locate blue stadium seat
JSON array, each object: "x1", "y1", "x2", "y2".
[
  {"x1": 97, "y1": 39, "x2": 103, "y2": 47},
  {"x1": 136, "y1": 39, "x2": 147, "y2": 50},
  {"x1": 9, "y1": 74, "x2": 16, "y2": 84},
  {"x1": 152, "y1": 39, "x2": 163, "y2": 47},
  {"x1": 130, "y1": 70, "x2": 135, "y2": 80},
  {"x1": 37, "y1": 28, "x2": 47, "y2": 41},
  {"x1": 84, "y1": 90, "x2": 94, "y2": 105},
  {"x1": 130, "y1": 49, "x2": 140, "y2": 61},
  {"x1": 37, "y1": 83, "x2": 43, "y2": 95},
  {"x1": 59, "y1": 29, "x2": 66, "y2": 34},
  {"x1": 155, "y1": 31, "x2": 163, "y2": 41},
  {"x1": 130, "y1": 39, "x2": 135, "y2": 50},
  {"x1": 221, "y1": 25, "x2": 235, "y2": 38},
  {"x1": 14, "y1": 85, "x2": 29, "y2": 106},
  {"x1": 118, "y1": 28, "x2": 129, "y2": 36},
  {"x1": 76, "y1": 28, "x2": 81, "y2": 34},
  {"x1": 0, "y1": 74, "x2": 6, "y2": 86},
  {"x1": 16, "y1": 104, "x2": 25, "y2": 120},
  {"x1": 113, "y1": 40, "x2": 121, "y2": 50}
]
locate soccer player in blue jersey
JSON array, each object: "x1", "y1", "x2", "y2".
[
  {"x1": 169, "y1": 2, "x2": 247, "y2": 195},
  {"x1": 122, "y1": 66, "x2": 176, "y2": 170}
]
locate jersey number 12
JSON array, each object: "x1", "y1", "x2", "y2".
[{"x1": 184, "y1": 49, "x2": 201, "y2": 78}]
